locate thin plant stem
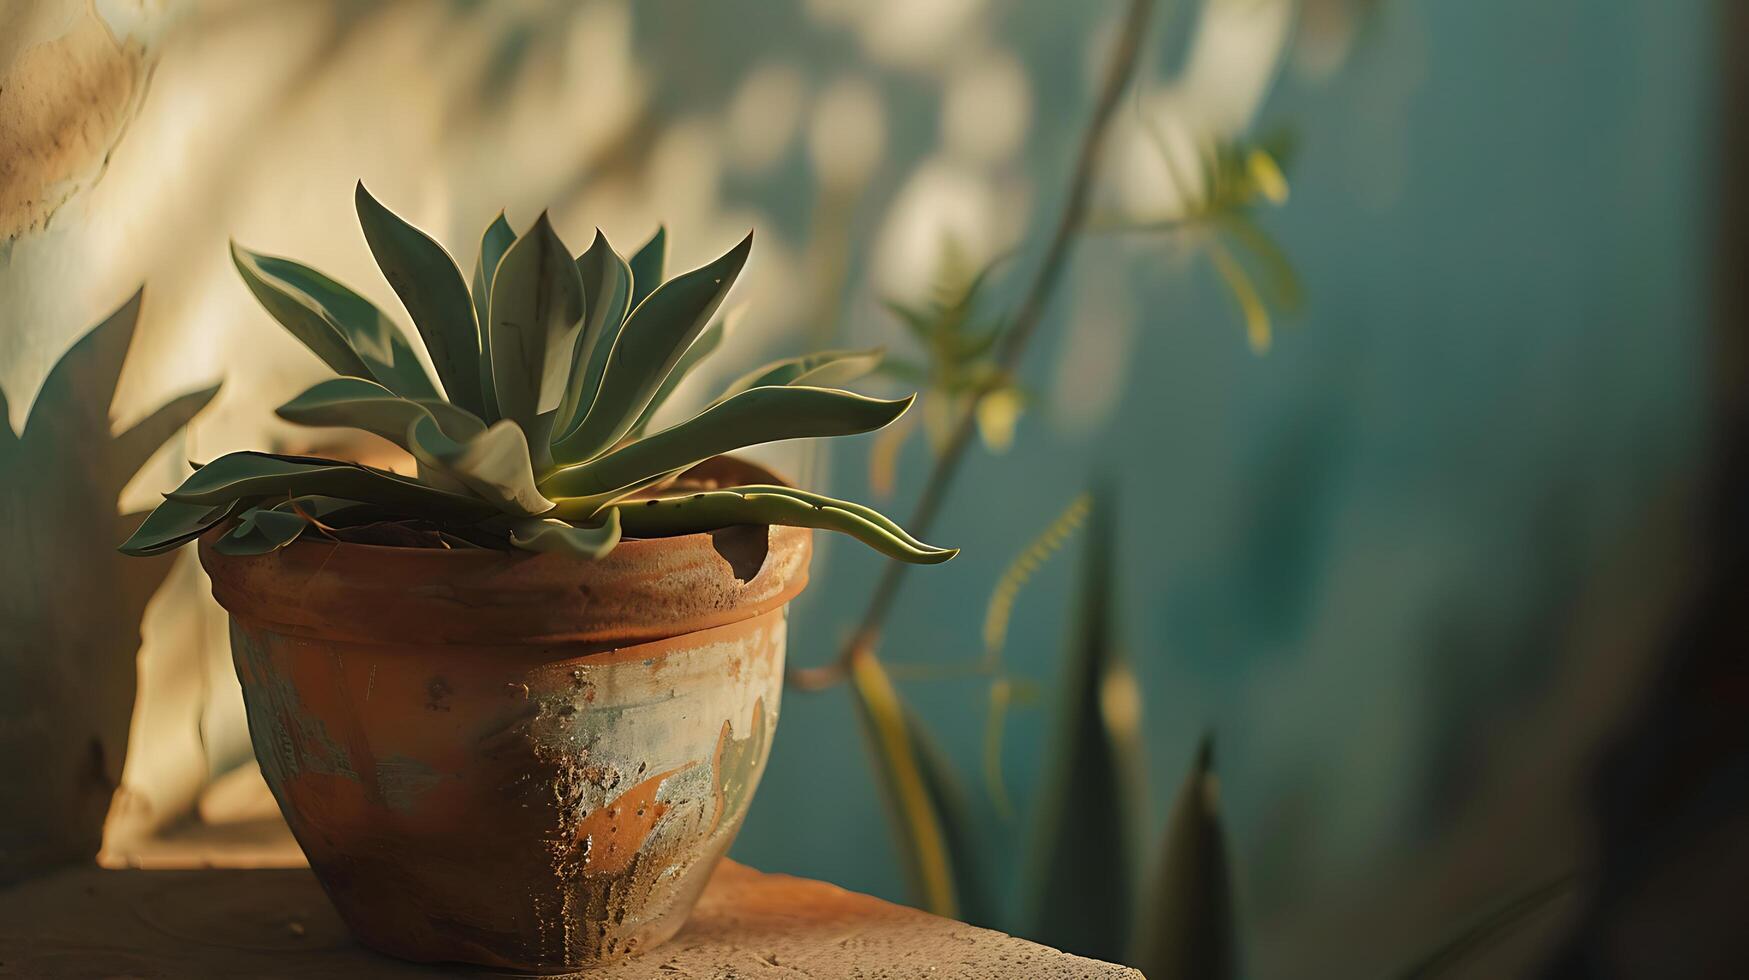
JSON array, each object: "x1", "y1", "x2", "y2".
[{"x1": 789, "y1": 0, "x2": 1159, "y2": 690}]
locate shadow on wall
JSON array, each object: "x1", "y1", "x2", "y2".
[{"x1": 0, "y1": 290, "x2": 217, "y2": 882}]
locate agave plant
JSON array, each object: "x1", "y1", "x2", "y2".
[{"x1": 120, "y1": 183, "x2": 954, "y2": 564}]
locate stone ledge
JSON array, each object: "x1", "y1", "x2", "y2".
[{"x1": 0, "y1": 861, "x2": 1142, "y2": 979}]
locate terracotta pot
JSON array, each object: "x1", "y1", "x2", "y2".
[{"x1": 199, "y1": 461, "x2": 810, "y2": 972}]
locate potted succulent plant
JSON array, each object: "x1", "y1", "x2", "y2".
[{"x1": 120, "y1": 184, "x2": 953, "y2": 971}]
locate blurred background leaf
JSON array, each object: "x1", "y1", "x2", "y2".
[
  {"x1": 849, "y1": 646, "x2": 994, "y2": 925},
  {"x1": 980, "y1": 492, "x2": 1092, "y2": 816},
  {"x1": 1025, "y1": 484, "x2": 1144, "y2": 963},
  {"x1": 873, "y1": 242, "x2": 1028, "y2": 468},
  {"x1": 1139, "y1": 734, "x2": 1238, "y2": 980}
]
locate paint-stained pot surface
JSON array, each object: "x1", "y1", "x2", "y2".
[{"x1": 200, "y1": 518, "x2": 810, "y2": 972}]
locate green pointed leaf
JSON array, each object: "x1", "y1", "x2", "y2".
[
  {"x1": 506, "y1": 508, "x2": 621, "y2": 559},
  {"x1": 545, "y1": 385, "x2": 909, "y2": 501},
  {"x1": 276, "y1": 377, "x2": 486, "y2": 451},
  {"x1": 213, "y1": 505, "x2": 309, "y2": 556},
  {"x1": 609, "y1": 485, "x2": 955, "y2": 564},
  {"x1": 231, "y1": 244, "x2": 368, "y2": 379},
  {"x1": 1029, "y1": 485, "x2": 1143, "y2": 964},
  {"x1": 471, "y1": 213, "x2": 517, "y2": 420},
  {"x1": 551, "y1": 232, "x2": 751, "y2": 465},
  {"x1": 488, "y1": 213, "x2": 585, "y2": 438},
  {"x1": 628, "y1": 224, "x2": 667, "y2": 312},
  {"x1": 554, "y1": 230, "x2": 634, "y2": 444},
  {"x1": 355, "y1": 182, "x2": 485, "y2": 414},
  {"x1": 407, "y1": 415, "x2": 552, "y2": 516},
  {"x1": 165, "y1": 450, "x2": 498, "y2": 521},
  {"x1": 628, "y1": 306, "x2": 741, "y2": 438},
  {"x1": 117, "y1": 498, "x2": 242, "y2": 556},
  {"x1": 717, "y1": 347, "x2": 884, "y2": 403},
  {"x1": 1139, "y1": 736, "x2": 1237, "y2": 980},
  {"x1": 230, "y1": 243, "x2": 438, "y2": 400}
]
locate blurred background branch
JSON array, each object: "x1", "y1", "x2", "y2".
[{"x1": 788, "y1": 0, "x2": 1158, "y2": 692}]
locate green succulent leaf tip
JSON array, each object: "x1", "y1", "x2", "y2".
[{"x1": 122, "y1": 189, "x2": 957, "y2": 564}]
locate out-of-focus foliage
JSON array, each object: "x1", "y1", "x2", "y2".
[
  {"x1": 1025, "y1": 484, "x2": 1145, "y2": 962},
  {"x1": 872, "y1": 130, "x2": 1300, "y2": 498},
  {"x1": 875, "y1": 242, "x2": 1025, "y2": 482},
  {"x1": 122, "y1": 187, "x2": 954, "y2": 565},
  {"x1": 981, "y1": 492, "x2": 1091, "y2": 815},
  {"x1": 1140, "y1": 735, "x2": 1238, "y2": 980},
  {"x1": 862, "y1": 478, "x2": 1571, "y2": 977},
  {"x1": 983, "y1": 492, "x2": 1094, "y2": 658},
  {"x1": 1098, "y1": 128, "x2": 1302, "y2": 352},
  {"x1": 848, "y1": 647, "x2": 994, "y2": 924}
]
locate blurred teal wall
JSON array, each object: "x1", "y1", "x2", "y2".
[{"x1": 653, "y1": 0, "x2": 1719, "y2": 968}]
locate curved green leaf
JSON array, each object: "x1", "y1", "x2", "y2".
[
  {"x1": 275, "y1": 377, "x2": 486, "y2": 449},
  {"x1": 407, "y1": 416, "x2": 552, "y2": 516},
  {"x1": 545, "y1": 385, "x2": 910, "y2": 501},
  {"x1": 213, "y1": 506, "x2": 309, "y2": 556},
  {"x1": 488, "y1": 213, "x2": 585, "y2": 437},
  {"x1": 231, "y1": 244, "x2": 369, "y2": 379},
  {"x1": 355, "y1": 182, "x2": 485, "y2": 413},
  {"x1": 165, "y1": 451, "x2": 497, "y2": 520},
  {"x1": 717, "y1": 347, "x2": 884, "y2": 403},
  {"x1": 628, "y1": 306, "x2": 740, "y2": 438},
  {"x1": 554, "y1": 230, "x2": 635, "y2": 442},
  {"x1": 725, "y1": 484, "x2": 945, "y2": 555},
  {"x1": 628, "y1": 224, "x2": 667, "y2": 313},
  {"x1": 610, "y1": 485, "x2": 955, "y2": 564},
  {"x1": 118, "y1": 498, "x2": 242, "y2": 556},
  {"x1": 551, "y1": 232, "x2": 752, "y2": 465},
  {"x1": 471, "y1": 213, "x2": 516, "y2": 420},
  {"x1": 230, "y1": 242, "x2": 438, "y2": 400},
  {"x1": 506, "y1": 508, "x2": 621, "y2": 559}
]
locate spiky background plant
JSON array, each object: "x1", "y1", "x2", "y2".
[{"x1": 120, "y1": 183, "x2": 954, "y2": 564}]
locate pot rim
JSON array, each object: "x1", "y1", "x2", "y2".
[{"x1": 199, "y1": 455, "x2": 813, "y2": 648}]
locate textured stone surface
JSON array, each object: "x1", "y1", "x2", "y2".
[
  {"x1": 0, "y1": 2, "x2": 154, "y2": 241},
  {"x1": 0, "y1": 861, "x2": 1141, "y2": 978}
]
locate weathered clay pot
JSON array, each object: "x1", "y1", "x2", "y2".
[{"x1": 198, "y1": 462, "x2": 809, "y2": 972}]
